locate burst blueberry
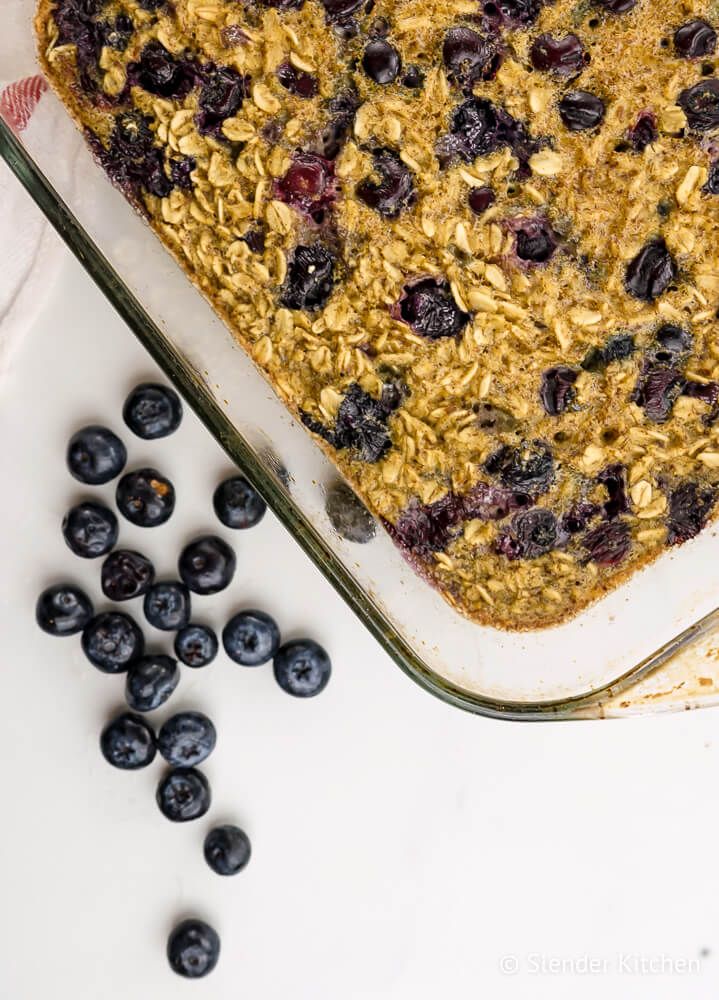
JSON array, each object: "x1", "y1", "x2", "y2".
[
  {"x1": 157, "y1": 711, "x2": 216, "y2": 767},
  {"x1": 356, "y1": 148, "x2": 416, "y2": 218},
  {"x1": 62, "y1": 501, "x2": 118, "y2": 558},
  {"x1": 223, "y1": 610, "x2": 281, "y2": 666},
  {"x1": 540, "y1": 366, "x2": 578, "y2": 415},
  {"x1": 396, "y1": 277, "x2": 469, "y2": 340},
  {"x1": 174, "y1": 624, "x2": 218, "y2": 667},
  {"x1": 582, "y1": 520, "x2": 631, "y2": 566},
  {"x1": 581, "y1": 333, "x2": 635, "y2": 372},
  {"x1": 442, "y1": 27, "x2": 500, "y2": 90},
  {"x1": 273, "y1": 639, "x2": 332, "y2": 697},
  {"x1": 530, "y1": 33, "x2": 588, "y2": 77},
  {"x1": 82, "y1": 611, "x2": 144, "y2": 673},
  {"x1": 274, "y1": 152, "x2": 337, "y2": 223},
  {"x1": 127, "y1": 41, "x2": 198, "y2": 99},
  {"x1": 675, "y1": 20, "x2": 716, "y2": 59},
  {"x1": 67, "y1": 425, "x2": 127, "y2": 484},
  {"x1": 302, "y1": 382, "x2": 402, "y2": 462},
  {"x1": 100, "y1": 712, "x2": 156, "y2": 769},
  {"x1": 484, "y1": 441, "x2": 555, "y2": 496},
  {"x1": 101, "y1": 549, "x2": 155, "y2": 601},
  {"x1": 626, "y1": 110, "x2": 658, "y2": 151},
  {"x1": 510, "y1": 217, "x2": 558, "y2": 265},
  {"x1": 197, "y1": 65, "x2": 250, "y2": 137},
  {"x1": 280, "y1": 244, "x2": 335, "y2": 311},
  {"x1": 666, "y1": 481, "x2": 717, "y2": 544},
  {"x1": 678, "y1": 79, "x2": 719, "y2": 131},
  {"x1": 496, "y1": 508, "x2": 560, "y2": 560},
  {"x1": 143, "y1": 581, "x2": 191, "y2": 631},
  {"x1": 36, "y1": 584, "x2": 93, "y2": 637}
]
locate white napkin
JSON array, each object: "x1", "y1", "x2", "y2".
[{"x1": 0, "y1": 2, "x2": 80, "y2": 375}]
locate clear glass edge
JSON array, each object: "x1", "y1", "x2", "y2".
[{"x1": 3, "y1": 116, "x2": 714, "y2": 723}]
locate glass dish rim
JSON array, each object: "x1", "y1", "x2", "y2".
[{"x1": 2, "y1": 115, "x2": 704, "y2": 723}]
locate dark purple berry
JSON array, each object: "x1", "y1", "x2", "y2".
[
  {"x1": 624, "y1": 239, "x2": 677, "y2": 301},
  {"x1": 178, "y1": 536, "x2": 236, "y2": 595},
  {"x1": 125, "y1": 654, "x2": 179, "y2": 712},
  {"x1": 666, "y1": 480, "x2": 717, "y2": 545},
  {"x1": 223, "y1": 610, "x2": 280, "y2": 666},
  {"x1": 530, "y1": 34, "x2": 588, "y2": 77},
  {"x1": 67, "y1": 425, "x2": 127, "y2": 485},
  {"x1": 170, "y1": 156, "x2": 195, "y2": 190},
  {"x1": 683, "y1": 379, "x2": 719, "y2": 413},
  {"x1": 627, "y1": 110, "x2": 658, "y2": 151},
  {"x1": 402, "y1": 65, "x2": 424, "y2": 88},
  {"x1": 675, "y1": 20, "x2": 717, "y2": 59},
  {"x1": 100, "y1": 712, "x2": 156, "y2": 770},
  {"x1": 597, "y1": 0, "x2": 636, "y2": 12},
  {"x1": 362, "y1": 39, "x2": 401, "y2": 85},
  {"x1": 443, "y1": 27, "x2": 500, "y2": 90},
  {"x1": 196, "y1": 66, "x2": 250, "y2": 137},
  {"x1": 558, "y1": 91, "x2": 606, "y2": 131},
  {"x1": 276, "y1": 60, "x2": 318, "y2": 98},
  {"x1": 116, "y1": 468, "x2": 175, "y2": 527},
  {"x1": 102, "y1": 14, "x2": 133, "y2": 51},
  {"x1": 127, "y1": 41, "x2": 198, "y2": 99},
  {"x1": 510, "y1": 217, "x2": 558, "y2": 265},
  {"x1": 437, "y1": 97, "x2": 538, "y2": 169},
  {"x1": 36, "y1": 584, "x2": 93, "y2": 637},
  {"x1": 174, "y1": 624, "x2": 218, "y2": 667},
  {"x1": 561, "y1": 501, "x2": 599, "y2": 534},
  {"x1": 320, "y1": 0, "x2": 364, "y2": 22},
  {"x1": 540, "y1": 366, "x2": 578, "y2": 415},
  {"x1": 82, "y1": 612, "x2": 144, "y2": 673},
  {"x1": 482, "y1": 0, "x2": 544, "y2": 29},
  {"x1": 389, "y1": 493, "x2": 468, "y2": 556},
  {"x1": 167, "y1": 919, "x2": 219, "y2": 979},
  {"x1": 582, "y1": 520, "x2": 631, "y2": 566},
  {"x1": 274, "y1": 152, "x2": 337, "y2": 223},
  {"x1": 204, "y1": 825, "x2": 251, "y2": 876},
  {"x1": 316, "y1": 89, "x2": 360, "y2": 158},
  {"x1": 631, "y1": 362, "x2": 686, "y2": 422},
  {"x1": 653, "y1": 323, "x2": 692, "y2": 361},
  {"x1": 468, "y1": 186, "x2": 496, "y2": 215},
  {"x1": 137, "y1": 0, "x2": 164, "y2": 10},
  {"x1": 123, "y1": 383, "x2": 182, "y2": 439},
  {"x1": 143, "y1": 581, "x2": 191, "y2": 631},
  {"x1": 496, "y1": 508, "x2": 559, "y2": 560},
  {"x1": 213, "y1": 475, "x2": 266, "y2": 529},
  {"x1": 273, "y1": 640, "x2": 331, "y2": 697},
  {"x1": 62, "y1": 501, "x2": 118, "y2": 558},
  {"x1": 101, "y1": 549, "x2": 155, "y2": 601},
  {"x1": 395, "y1": 277, "x2": 470, "y2": 340},
  {"x1": 158, "y1": 712, "x2": 216, "y2": 767},
  {"x1": 484, "y1": 441, "x2": 555, "y2": 496},
  {"x1": 280, "y1": 244, "x2": 335, "y2": 311},
  {"x1": 157, "y1": 768, "x2": 211, "y2": 822},
  {"x1": 356, "y1": 148, "x2": 416, "y2": 218},
  {"x1": 704, "y1": 160, "x2": 719, "y2": 193},
  {"x1": 678, "y1": 79, "x2": 719, "y2": 130},
  {"x1": 302, "y1": 382, "x2": 402, "y2": 462},
  {"x1": 581, "y1": 333, "x2": 635, "y2": 371},
  {"x1": 597, "y1": 464, "x2": 630, "y2": 519},
  {"x1": 242, "y1": 226, "x2": 265, "y2": 254}
]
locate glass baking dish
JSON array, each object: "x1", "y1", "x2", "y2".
[{"x1": 5, "y1": 5, "x2": 719, "y2": 720}]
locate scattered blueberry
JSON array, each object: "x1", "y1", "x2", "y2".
[
  {"x1": 482, "y1": 0, "x2": 543, "y2": 29},
  {"x1": 540, "y1": 366, "x2": 578, "y2": 415},
  {"x1": 496, "y1": 508, "x2": 560, "y2": 560},
  {"x1": 62, "y1": 501, "x2": 118, "y2": 558},
  {"x1": 102, "y1": 13, "x2": 133, "y2": 51},
  {"x1": 582, "y1": 519, "x2": 631, "y2": 566},
  {"x1": 402, "y1": 64, "x2": 424, "y2": 88},
  {"x1": 116, "y1": 468, "x2": 175, "y2": 527},
  {"x1": 626, "y1": 110, "x2": 658, "y2": 151},
  {"x1": 204, "y1": 825, "x2": 252, "y2": 876},
  {"x1": 167, "y1": 919, "x2": 220, "y2": 978},
  {"x1": 123, "y1": 383, "x2": 182, "y2": 439},
  {"x1": 242, "y1": 225, "x2": 265, "y2": 255},
  {"x1": 126, "y1": 654, "x2": 179, "y2": 712},
  {"x1": 597, "y1": 464, "x2": 630, "y2": 519},
  {"x1": 82, "y1": 611, "x2": 144, "y2": 673},
  {"x1": 396, "y1": 277, "x2": 469, "y2": 340},
  {"x1": 127, "y1": 41, "x2": 198, "y2": 100},
  {"x1": 274, "y1": 152, "x2": 337, "y2": 223},
  {"x1": 143, "y1": 581, "x2": 191, "y2": 631},
  {"x1": 443, "y1": 27, "x2": 500, "y2": 90},
  {"x1": 325, "y1": 481, "x2": 376, "y2": 543},
  {"x1": 36, "y1": 584, "x2": 93, "y2": 637},
  {"x1": 666, "y1": 480, "x2": 717, "y2": 544},
  {"x1": 196, "y1": 65, "x2": 250, "y2": 138},
  {"x1": 157, "y1": 711, "x2": 216, "y2": 767},
  {"x1": 276, "y1": 60, "x2": 318, "y2": 98},
  {"x1": 468, "y1": 186, "x2": 496, "y2": 215},
  {"x1": 561, "y1": 501, "x2": 600, "y2": 535},
  {"x1": 213, "y1": 475, "x2": 266, "y2": 529},
  {"x1": 316, "y1": 88, "x2": 360, "y2": 159},
  {"x1": 356, "y1": 148, "x2": 416, "y2": 218},
  {"x1": 101, "y1": 549, "x2": 155, "y2": 601},
  {"x1": 675, "y1": 20, "x2": 717, "y2": 59},
  {"x1": 67, "y1": 425, "x2": 127, "y2": 485},
  {"x1": 631, "y1": 362, "x2": 686, "y2": 423},
  {"x1": 362, "y1": 39, "x2": 401, "y2": 85},
  {"x1": 157, "y1": 767, "x2": 211, "y2": 822},
  {"x1": 678, "y1": 79, "x2": 719, "y2": 131},
  {"x1": 558, "y1": 91, "x2": 606, "y2": 131},
  {"x1": 581, "y1": 333, "x2": 635, "y2": 371},
  {"x1": 437, "y1": 97, "x2": 538, "y2": 169},
  {"x1": 137, "y1": 0, "x2": 164, "y2": 10},
  {"x1": 302, "y1": 381, "x2": 402, "y2": 463},
  {"x1": 89, "y1": 113, "x2": 175, "y2": 202},
  {"x1": 530, "y1": 33, "x2": 588, "y2": 77},
  {"x1": 178, "y1": 536, "x2": 236, "y2": 594},
  {"x1": 174, "y1": 624, "x2": 218, "y2": 667},
  {"x1": 484, "y1": 441, "x2": 555, "y2": 496},
  {"x1": 273, "y1": 640, "x2": 331, "y2": 697},
  {"x1": 510, "y1": 217, "x2": 558, "y2": 264},
  {"x1": 100, "y1": 712, "x2": 156, "y2": 769},
  {"x1": 624, "y1": 239, "x2": 677, "y2": 301},
  {"x1": 223, "y1": 610, "x2": 280, "y2": 666},
  {"x1": 280, "y1": 244, "x2": 335, "y2": 311}
]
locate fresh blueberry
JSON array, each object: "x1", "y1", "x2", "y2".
[
  {"x1": 125, "y1": 654, "x2": 179, "y2": 712},
  {"x1": 675, "y1": 19, "x2": 716, "y2": 58},
  {"x1": 273, "y1": 640, "x2": 331, "y2": 697},
  {"x1": 223, "y1": 610, "x2": 280, "y2": 666},
  {"x1": 624, "y1": 238, "x2": 677, "y2": 301},
  {"x1": 100, "y1": 712, "x2": 156, "y2": 769},
  {"x1": 362, "y1": 40, "x2": 401, "y2": 85},
  {"x1": 167, "y1": 919, "x2": 220, "y2": 978},
  {"x1": 558, "y1": 91, "x2": 606, "y2": 131},
  {"x1": 678, "y1": 79, "x2": 719, "y2": 131},
  {"x1": 396, "y1": 277, "x2": 469, "y2": 340},
  {"x1": 101, "y1": 549, "x2": 155, "y2": 601},
  {"x1": 116, "y1": 468, "x2": 175, "y2": 527},
  {"x1": 356, "y1": 148, "x2": 416, "y2": 218},
  {"x1": 36, "y1": 584, "x2": 93, "y2": 637},
  {"x1": 325, "y1": 481, "x2": 376, "y2": 543},
  {"x1": 443, "y1": 27, "x2": 500, "y2": 90},
  {"x1": 157, "y1": 711, "x2": 216, "y2": 766},
  {"x1": 67, "y1": 425, "x2": 127, "y2": 485},
  {"x1": 82, "y1": 611, "x2": 144, "y2": 673},
  {"x1": 213, "y1": 475, "x2": 267, "y2": 529},
  {"x1": 157, "y1": 768, "x2": 211, "y2": 822},
  {"x1": 123, "y1": 382, "x2": 182, "y2": 439},
  {"x1": 276, "y1": 60, "x2": 318, "y2": 98},
  {"x1": 204, "y1": 825, "x2": 251, "y2": 876},
  {"x1": 62, "y1": 501, "x2": 118, "y2": 558},
  {"x1": 174, "y1": 624, "x2": 218, "y2": 667},
  {"x1": 530, "y1": 33, "x2": 588, "y2": 77},
  {"x1": 178, "y1": 536, "x2": 236, "y2": 594},
  {"x1": 468, "y1": 186, "x2": 496, "y2": 215},
  {"x1": 143, "y1": 581, "x2": 191, "y2": 631},
  {"x1": 280, "y1": 244, "x2": 335, "y2": 311}
]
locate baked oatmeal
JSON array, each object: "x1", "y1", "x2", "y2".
[{"x1": 34, "y1": 0, "x2": 719, "y2": 629}]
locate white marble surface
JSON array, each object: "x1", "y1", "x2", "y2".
[{"x1": 2, "y1": 246, "x2": 719, "y2": 999}]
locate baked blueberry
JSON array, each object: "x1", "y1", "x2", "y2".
[
  {"x1": 213, "y1": 475, "x2": 267, "y2": 529},
  {"x1": 223, "y1": 610, "x2": 280, "y2": 665},
  {"x1": 484, "y1": 441, "x2": 555, "y2": 496},
  {"x1": 675, "y1": 19, "x2": 716, "y2": 59},
  {"x1": 626, "y1": 110, "x2": 658, "y2": 151},
  {"x1": 302, "y1": 381, "x2": 402, "y2": 463},
  {"x1": 276, "y1": 60, "x2": 318, "y2": 98},
  {"x1": 558, "y1": 91, "x2": 606, "y2": 131},
  {"x1": 280, "y1": 244, "x2": 335, "y2": 311},
  {"x1": 624, "y1": 238, "x2": 677, "y2": 301},
  {"x1": 273, "y1": 639, "x2": 331, "y2": 697},
  {"x1": 122, "y1": 382, "x2": 182, "y2": 439},
  {"x1": 100, "y1": 712, "x2": 156, "y2": 769},
  {"x1": 540, "y1": 366, "x2": 579, "y2": 415},
  {"x1": 598, "y1": 0, "x2": 636, "y2": 11},
  {"x1": 530, "y1": 33, "x2": 588, "y2": 77},
  {"x1": 678, "y1": 79, "x2": 719, "y2": 131},
  {"x1": 204, "y1": 825, "x2": 251, "y2": 876},
  {"x1": 82, "y1": 611, "x2": 144, "y2": 673},
  {"x1": 437, "y1": 96, "x2": 537, "y2": 168},
  {"x1": 36, "y1": 584, "x2": 93, "y2": 637},
  {"x1": 511, "y1": 217, "x2": 558, "y2": 264},
  {"x1": 116, "y1": 468, "x2": 175, "y2": 527},
  {"x1": 125, "y1": 654, "x2": 179, "y2": 711},
  {"x1": 402, "y1": 64, "x2": 424, "y2": 88},
  {"x1": 157, "y1": 711, "x2": 216, "y2": 766},
  {"x1": 196, "y1": 65, "x2": 250, "y2": 137},
  {"x1": 143, "y1": 581, "x2": 191, "y2": 631},
  {"x1": 443, "y1": 27, "x2": 499, "y2": 90},
  {"x1": 67, "y1": 425, "x2": 127, "y2": 485},
  {"x1": 174, "y1": 624, "x2": 218, "y2": 667},
  {"x1": 666, "y1": 480, "x2": 717, "y2": 544},
  {"x1": 496, "y1": 508, "x2": 560, "y2": 560},
  {"x1": 356, "y1": 148, "x2": 416, "y2": 218},
  {"x1": 468, "y1": 186, "x2": 496, "y2": 215},
  {"x1": 62, "y1": 501, "x2": 118, "y2": 558},
  {"x1": 178, "y1": 536, "x2": 236, "y2": 594},
  {"x1": 482, "y1": 0, "x2": 543, "y2": 28},
  {"x1": 101, "y1": 549, "x2": 155, "y2": 601},
  {"x1": 127, "y1": 41, "x2": 198, "y2": 100},
  {"x1": 325, "y1": 481, "x2": 376, "y2": 543},
  {"x1": 581, "y1": 333, "x2": 636, "y2": 371},
  {"x1": 157, "y1": 767, "x2": 211, "y2": 822},
  {"x1": 582, "y1": 519, "x2": 631, "y2": 565},
  {"x1": 167, "y1": 919, "x2": 220, "y2": 978},
  {"x1": 362, "y1": 40, "x2": 401, "y2": 85},
  {"x1": 397, "y1": 277, "x2": 469, "y2": 339}
]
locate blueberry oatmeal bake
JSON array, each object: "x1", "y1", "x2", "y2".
[{"x1": 34, "y1": 0, "x2": 719, "y2": 629}]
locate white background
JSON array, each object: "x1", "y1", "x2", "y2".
[{"x1": 1, "y1": 242, "x2": 719, "y2": 999}]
